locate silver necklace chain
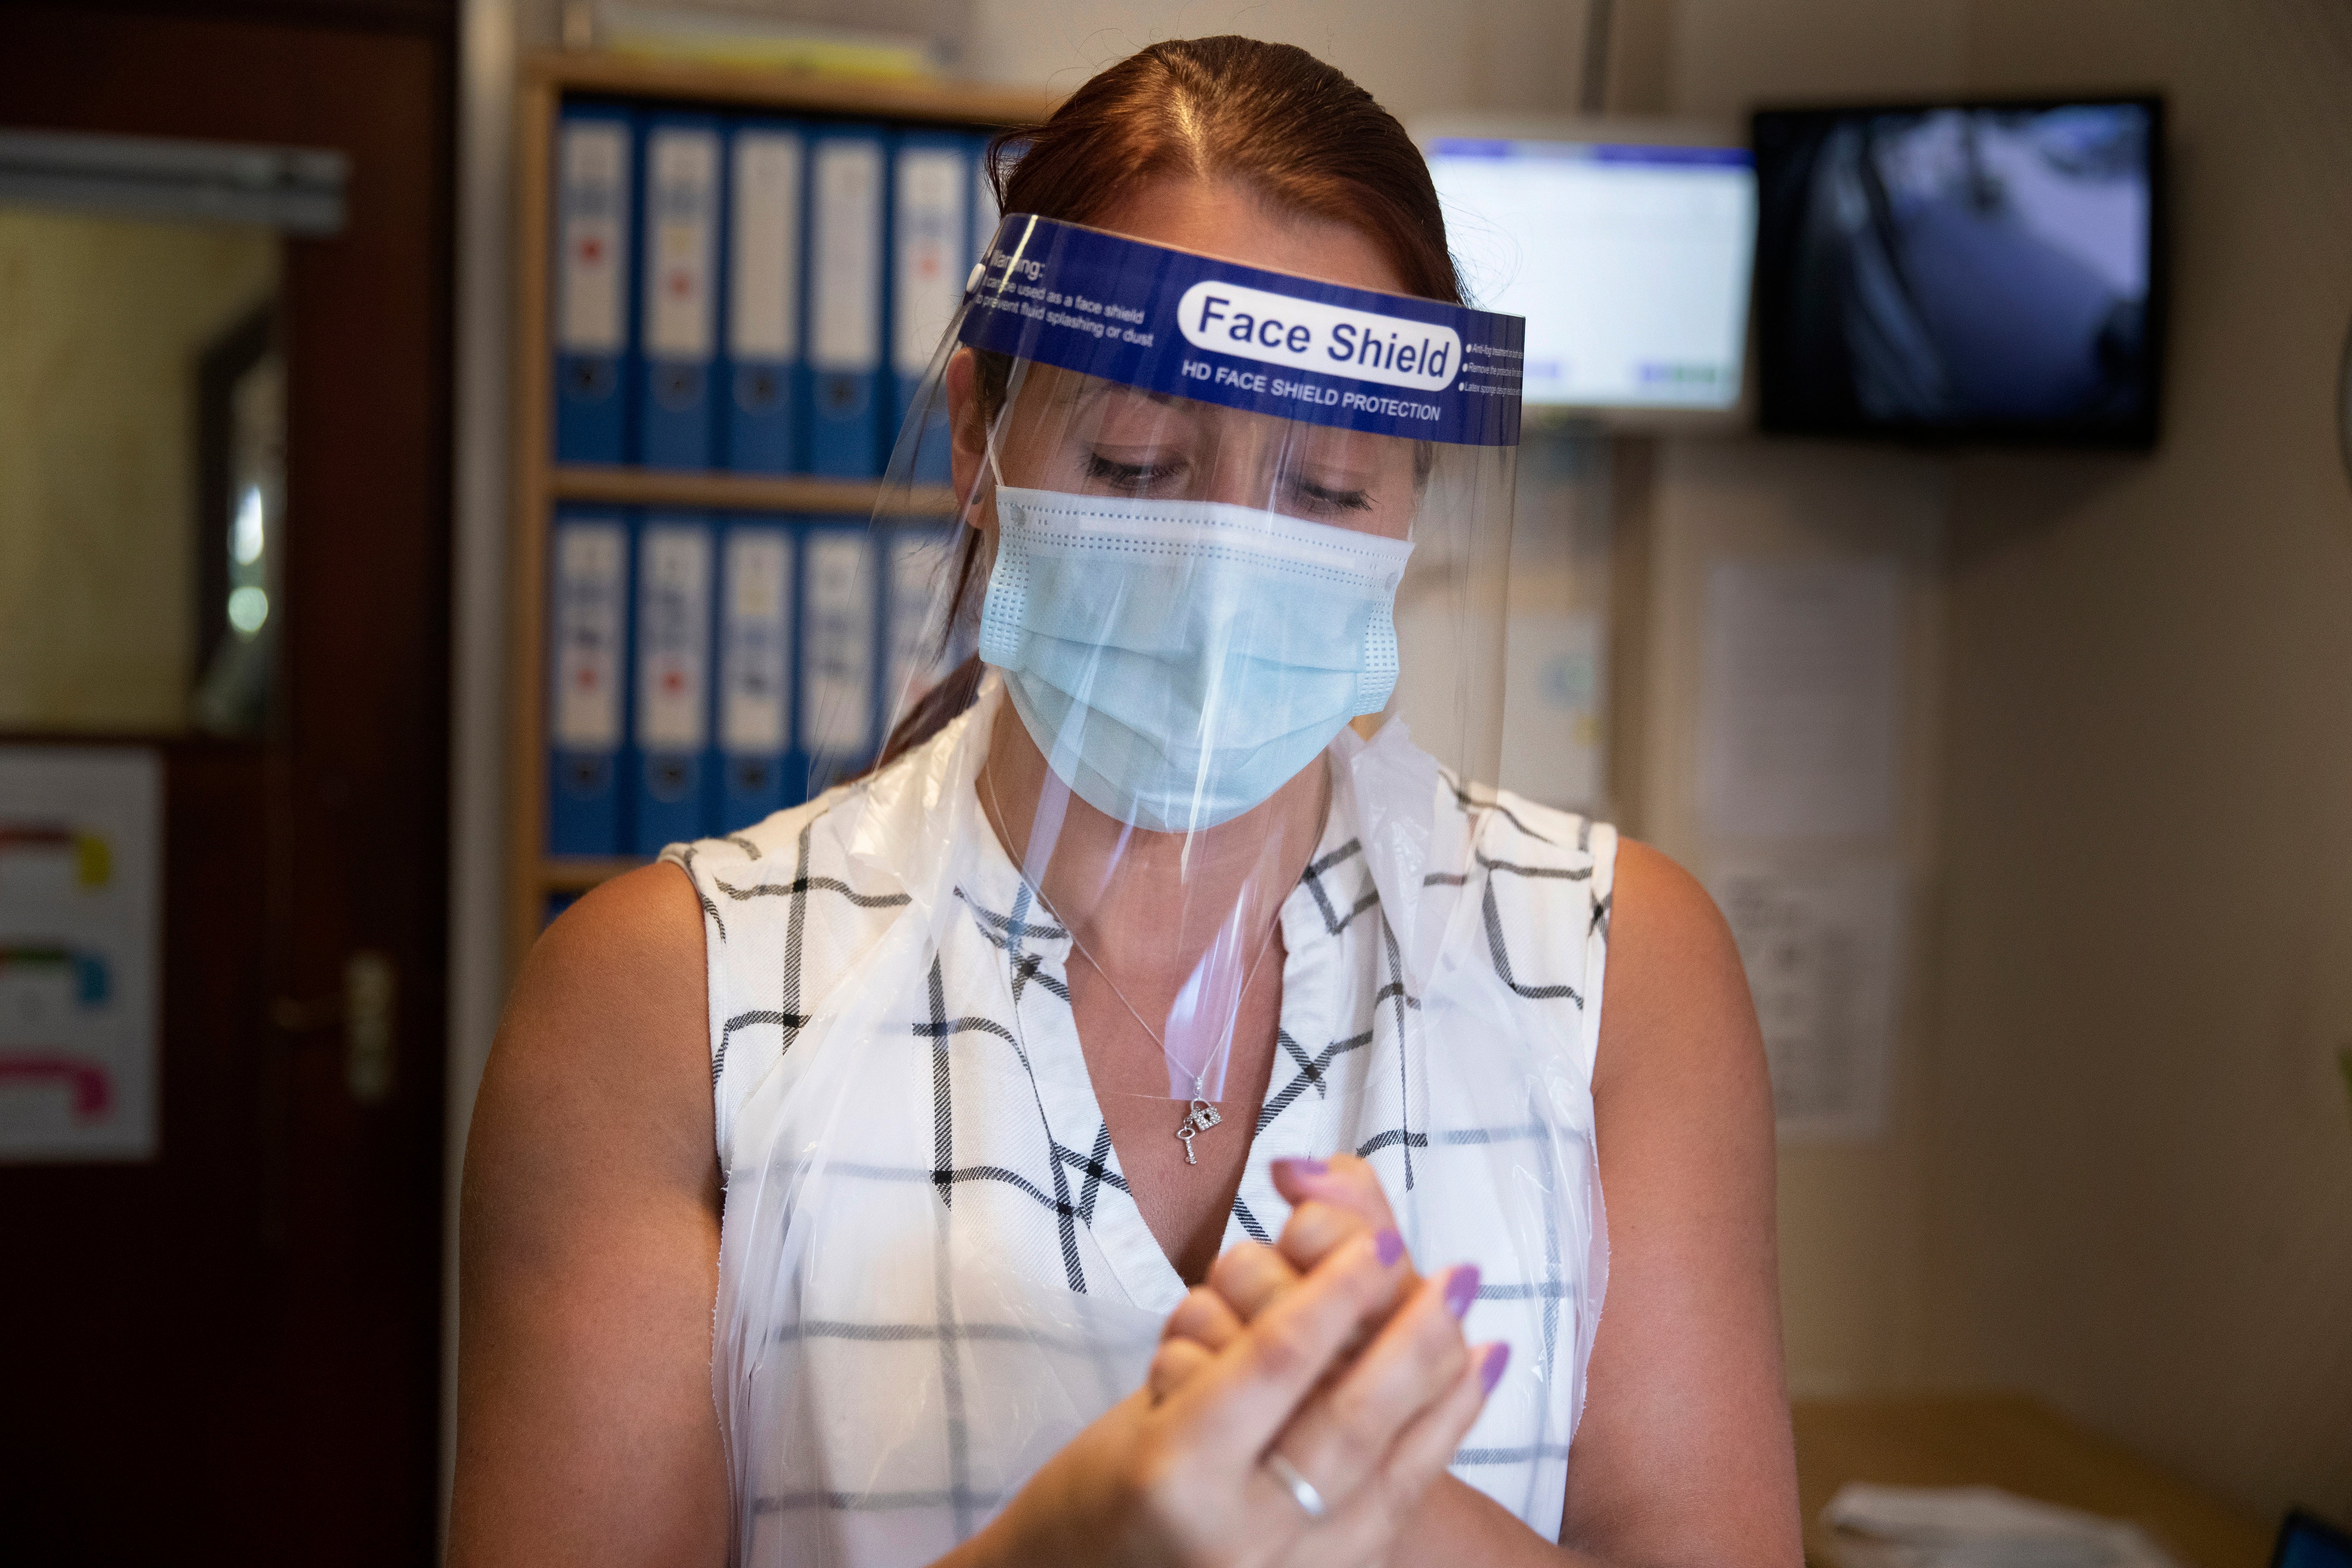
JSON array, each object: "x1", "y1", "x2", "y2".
[{"x1": 981, "y1": 756, "x2": 1283, "y2": 1167}]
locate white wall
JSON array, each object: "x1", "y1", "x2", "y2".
[
  {"x1": 964, "y1": 0, "x2": 1589, "y2": 119},
  {"x1": 1631, "y1": 435, "x2": 1951, "y2": 1396},
  {"x1": 1928, "y1": 0, "x2": 2352, "y2": 1524},
  {"x1": 1651, "y1": 0, "x2": 2352, "y2": 1524},
  {"x1": 1635, "y1": 0, "x2": 1970, "y2": 1404}
]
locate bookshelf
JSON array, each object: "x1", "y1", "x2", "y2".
[{"x1": 505, "y1": 51, "x2": 1053, "y2": 975}]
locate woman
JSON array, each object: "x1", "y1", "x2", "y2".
[{"x1": 452, "y1": 36, "x2": 1799, "y2": 1568}]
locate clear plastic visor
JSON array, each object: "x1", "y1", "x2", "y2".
[{"x1": 847, "y1": 222, "x2": 1522, "y2": 1106}]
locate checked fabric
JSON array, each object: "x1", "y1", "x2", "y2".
[{"x1": 665, "y1": 680, "x2": 1614, "y2": 1567}]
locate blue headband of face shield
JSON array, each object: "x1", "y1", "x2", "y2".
[{"x1": 962, "y1": 217, "x2": 1526, "y2": 833}]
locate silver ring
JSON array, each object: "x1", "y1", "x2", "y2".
[{"x1": 1262, "y1": 1451, "x2": 1327, "y2": 1520}]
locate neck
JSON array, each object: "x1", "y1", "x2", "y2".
[{"x1": 978, "y1": 695, "x2": 1327, "y2": 1001}]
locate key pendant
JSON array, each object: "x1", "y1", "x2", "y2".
[{"x1": 1175, "y1": 1097, "x2": 1222, "y2": 1166}]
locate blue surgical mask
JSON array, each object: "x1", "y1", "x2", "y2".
[{"x1": 977, "y1": 484, "x2": 1414, "y2": 833}]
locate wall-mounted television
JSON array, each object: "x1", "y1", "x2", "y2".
[
  {"x1": 1752, "y1": 96, "x2": 2164, "y2": 447},
  {"x1": 1421, "y1": 123, "x2": 1756, "y2": 419}
]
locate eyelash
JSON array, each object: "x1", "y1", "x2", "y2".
[
  {"x1": 1084, "y1": 451, "x2": 1374, "y2": 514},
  {"x1": 1295, "y1": 481, "x2": 1374, "y2": 514},
  {"x1": 1086, "y1": 452, "x2": 1180, "y2": 491}
]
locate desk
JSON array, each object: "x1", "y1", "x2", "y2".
[{"x1": 1791, "y1": 1395, "x2": 2273, "y2": 1568}]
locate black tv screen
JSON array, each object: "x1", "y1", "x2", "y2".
[{"x1": 1753, "y1": 96, "x2": 2163, "y2": 447}]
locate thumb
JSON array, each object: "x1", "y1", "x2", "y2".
[{"x1": 1268, "y1": 1154, "x2": 1403, "y2": 1272}]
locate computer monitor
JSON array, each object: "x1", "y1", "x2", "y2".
[
  {"x1": 1752, "y1": 96, "x2": 2164, "y2": 447},
  {"x1": 1421, "y1": 127, "x2": 1757, "y2": 417}
]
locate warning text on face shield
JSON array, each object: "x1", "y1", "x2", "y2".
[
  {"x1": 958, "y1": 217, "x2": 1522, "y2": 446},
  {"x1": 1176, "y1": 281, "x2": 1464, "y2": 394}
]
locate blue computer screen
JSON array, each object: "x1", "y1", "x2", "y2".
[{"x1": 2277, "y1": 1511, "x2": 2352, "y2": 1568}]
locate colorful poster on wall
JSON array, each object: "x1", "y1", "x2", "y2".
[{"x1": 0, "y1": 746, "x2": 161, "y2": 1161}]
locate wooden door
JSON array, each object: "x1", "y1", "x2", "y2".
[{"x1": 0, "y1": 3, "x2": 454, "y2": 1559}]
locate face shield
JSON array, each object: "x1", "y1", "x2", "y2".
[
  {"x1": 704, "y1": 220, "x2": 1594, "y2": 1566},
  {"x1": 817, "y1": 215, "x2": 1524, "y2": 1114}
]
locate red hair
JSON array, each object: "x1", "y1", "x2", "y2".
[
  {"x1": 989, "y1": 36, "x2": 1461, "y2": 304},
  {"x1": 869, "y1": 36, "x2": 1458, "y2": 774}
]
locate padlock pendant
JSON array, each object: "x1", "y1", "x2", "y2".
[{"x1": 1175, "y1": 1097, "x2": 1221, "y2": 1166}]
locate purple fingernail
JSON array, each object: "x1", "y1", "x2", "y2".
[
  {"x1": 1479, "y1": 1342, "x2": 1511, "y2": 1396},
  {"x1": 1443, "y1": 1264, "x2": 1480, "y2": 1320},
  {"x1": 1374, "y1": 1227, "x2": 1405, "y2": 1267},
  {"x1": 1274, "y1": 1157, "x2": 1330, "y2": 1180}
]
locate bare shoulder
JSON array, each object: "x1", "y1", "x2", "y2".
[
  {"x1": 449, "y1": 861, "x2": 727, "y2": 1568},
  {"x1": 1594, "y1": 838, "x2": 1758, "y2": 1094},
  {"x1": 473, "y1": 860, "x2": 715, "y2": 1190}
]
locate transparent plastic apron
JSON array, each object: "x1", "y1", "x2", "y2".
[{"x1": 717, "y1": 215, "x2": 1604, "y2": 1565}]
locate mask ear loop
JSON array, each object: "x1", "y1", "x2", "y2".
[{"x1": 970, "y1": 357, "x2": 1018, "y2": 524}]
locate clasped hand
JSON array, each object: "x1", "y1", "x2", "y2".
[{"x1": 974, "y1": 1156, "x2": 1504, "y2": 1568}]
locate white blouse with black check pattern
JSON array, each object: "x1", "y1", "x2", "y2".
[{"x1": 666, "y1": 681, "x2": 1615, "y2": 1567}]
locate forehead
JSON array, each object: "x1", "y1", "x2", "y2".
[{"x1": 1084, "y1": 178, "x2": 1408, "y2": 298}]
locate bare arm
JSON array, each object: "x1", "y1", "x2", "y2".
[
  {"x1": 446, "y1": 864, "x2": 729, "y2": 1567},
  {"x1": 1551, "y1": 839, "x2": 1798, "y2": 1566}
]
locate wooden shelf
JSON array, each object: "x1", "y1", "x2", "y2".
[
  {"x1": 549, "y1": 465, "x2": 959, "y2": 516},
  {"x1": 505, "y1": 55, "x2": 1026, "y2": 976},
  {"x1": 541, "y1": 856, "x2": 652, "y2": 893},
  {"x1": 1792, "y1": 1395, "x2": 2272, "y2": 1568},
  {"x1": 522, "y1": 49, "x2": 1056, "y2": 126}
]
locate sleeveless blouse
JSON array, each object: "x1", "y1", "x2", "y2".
[{"x1": 665, "y1": 683, "x2": 1614, "y2": 1566}]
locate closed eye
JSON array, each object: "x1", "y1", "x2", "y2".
[
  {"x1": 1086, "y1": 450, "x2": 1187, "y2": 493},
  {"x1": 1290, "y1": 478, "x2": 1376, "y2": 515}
]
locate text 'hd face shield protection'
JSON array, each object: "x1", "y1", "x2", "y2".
[{"x1": 851, "y1": 215, "x2": 1525, "y2": 1111}]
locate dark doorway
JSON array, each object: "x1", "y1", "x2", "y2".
[{"x1": 0, "y1": 2, "x2": 455, "y2": 1560}]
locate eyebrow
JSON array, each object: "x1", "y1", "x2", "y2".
[{"x1": 1071, "y1": 380, "x2": 1196, "y2": 416}]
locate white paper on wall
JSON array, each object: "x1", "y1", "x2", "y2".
[
  {"x1": 0, "y1": 746, "x2": 162, "y2": 1161},
  {"x1": 1709, "y1": 859, "x2": 1905, "y2": 1141},
  {"x1": 1697, "y1": 558, "x2": 1902, "y2": 839}
]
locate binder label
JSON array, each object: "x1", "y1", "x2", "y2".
[
  {"x1": 721, "y1": 528, "x2": 793, "y2": 753},
  {"x1": 893, "y1": 147, "x2": 969, "y2": 376},
  {"x1": 557, "y1": 120, "x2": 630, "y2": 355},
  {"x1": 551, "y1": 519, "x2": 626, "y2": 749},
  {"x1": 809, "y1": 139, "x2": 883, "y2": 374},
  {"x1": 729, "y1": 131, "x2": 802, "y2": 361},
  {"x1": 637, "y1": 523, "x2": 712, "y2": 750},
  {"x1": 799, "y1": 530, "x2": 876, "y2": 756},
  {"x1": 645, "y1": 127, "x2": 720, "y2": 361}
]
